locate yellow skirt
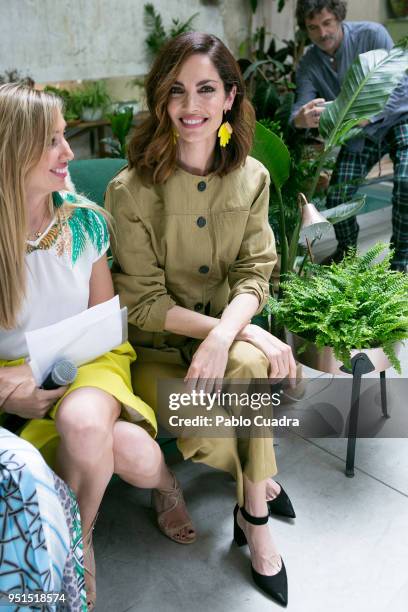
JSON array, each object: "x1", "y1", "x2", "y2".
[{"x1": 0, "y1": 342, "x2": 157, "y2": 467}]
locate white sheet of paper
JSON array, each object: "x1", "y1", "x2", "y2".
[{"x1": 25, "y1": 296, "x2": 127, "y2": 385}]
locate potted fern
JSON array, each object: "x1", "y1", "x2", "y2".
[{"x1": 267, "y1": 243, "x2": 408, "y2": 374}]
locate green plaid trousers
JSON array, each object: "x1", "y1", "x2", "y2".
[{"x1": 326, "y1": 121, "x2": 408, "y2": 266}]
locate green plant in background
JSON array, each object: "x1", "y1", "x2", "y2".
[
  {"x1": 269, "y1": 40, "x2": 408, "y2": 267},
  {"x1": 44, "y1": 81, "x2": 112, "y2": 121},
  {"x1": 238, "y1": 15, "x2": 314, "y2": 245},
  {"x1": 251, "y1": 122, "x2": 290, "y2": 289},
  {"x1": 258, "y1": 117, "x2": 334, "y2": 241},
  {"x1": 0, "y1": 69, "x2": 34, "y2": 87},
  {"x1": 75, "y1": 81, "x2": 111, "y2": 114},
  {"x1": 238, "y1": 29, "x2": 304, "y2": 138},
  {"x1": 43, "y1": 85, "x2": 82, "y2": 121},
  {"x1": 101, "y1": 106, "x2": 134, "y2": 158},
  {"x1": 267, "y1": 243, "x2": 408, "y2": 372},
  {"x1": 308, "y1": 39, "x2": 408, "y2": 201},
  {"x1": 250, "y1": 121, "x2": 365, "y2": 286},
  {"x1": 243, "y1": 0, "x2": 303, "y2": 139},
  {"x1": 389, "y1": 0, "x2": 408, "y2": 18},
  {"x1": 243, "y1": 26, "x2": 408, "y2": 259},
  {"x1": 242, "y1": 41, "x2": 316, "y2": 249},
  {"x1": 143, "y1": 3, "x2": 198, "y2": 62}
]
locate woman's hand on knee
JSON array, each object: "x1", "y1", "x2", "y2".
[
  {"x1": 1, "y1": 364, "x2": 67, "y2": 419},
  {"x1": 243, "y1": 325, "x2": 297, "y2": 383},
  {"x1": 185, "y1": 328, "x2": 230, "y2": 393}
]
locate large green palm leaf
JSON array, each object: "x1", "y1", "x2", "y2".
[
  {"x1": 251, "y1": 121, "x2": 291, "y2": 191},
  {"x1": 319, "y1": 45, "x2": 408, "y2": 146},
  {"x1": 251, "y1": 122, "x2": 291, "y2": 279}
]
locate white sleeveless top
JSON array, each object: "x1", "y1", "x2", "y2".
[{"x1": 0, "y1": 193, "x2": 109, "y2": 360}]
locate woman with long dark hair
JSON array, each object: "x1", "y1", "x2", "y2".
[{"x1": 106, "y1": 32, "x2": 297, "y2": 606}]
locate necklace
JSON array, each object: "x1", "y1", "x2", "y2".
[{"x1": 27, "y1": 208, "x2": 49, "y2": 241}]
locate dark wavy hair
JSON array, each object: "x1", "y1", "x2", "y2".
[
  {"x1": 127, "y1": 32, "x2": 256, "y2": 185},
  {"x1": 296, "y1": 0, "x2": 347, "y2": 30}
]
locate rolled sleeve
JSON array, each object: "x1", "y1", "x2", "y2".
[
  {"x1": 228, "y1": 170, "x2": 277, "y2": 315},
  {"x1": 105, "y1": 181, "x2": 176, "y2": 332},
  {"x1": 290, "y1": 66, "x2": 319, "y2": 125}
]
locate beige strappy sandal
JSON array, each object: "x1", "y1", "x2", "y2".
[
  {"x1": 83, "y1": 514, "x2": 98, "y2": 611},
  {"x1": 151, "y1": 471, "x2": 196, "y2": 545}
]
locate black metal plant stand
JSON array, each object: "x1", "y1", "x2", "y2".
[{"x1": 340, "y1": 353, "x2": 390, "y2": 477}]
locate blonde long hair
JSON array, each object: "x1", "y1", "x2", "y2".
[{"x1": 0, "y1": 83, "x2": 109, "y2": 330}]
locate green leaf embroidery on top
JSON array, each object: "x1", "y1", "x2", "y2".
[
  {"x1": 26, "y1": 192, "x2": 109, "y2": 263},
  {"x1": 67, "y1": 207, "x2": 108, "y2": 264},
  {"x1": 52, "y1": 191, "x2": 65, "y2": 208}
]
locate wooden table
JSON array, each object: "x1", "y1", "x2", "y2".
[{"x1": 66, "y1": 119, "x2": 110, "y2": 157}]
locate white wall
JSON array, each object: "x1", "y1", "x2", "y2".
[
  {"x1": 253, "y1": 0, "x2": 296, "y2": 49},
  {"x1": 0, "y1": 0, "x2": 389, "y2": 92},
  {"x1": 0, "y1": 0, "x2": 250, "y2": 84},
  {"x1": 346, "y1": 0, "x2": 387, "y2": 23}
]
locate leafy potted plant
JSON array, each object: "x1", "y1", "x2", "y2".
[
  {"x1": 76, "y1": 81, "x2": 111, "y2": 121},
  {"x1": 101, "y1": 105, "x2": 134, "y2": 158},
  {"x1": 43, "y1": 85, "x2": 82, "y2": 121},
  {"x1": 267, "y1": 243, "x2": 408, "y2": 374}
]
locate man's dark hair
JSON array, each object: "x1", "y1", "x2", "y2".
[{"x1": 296, "y1": 0, "x2": 347, "y2": 30}]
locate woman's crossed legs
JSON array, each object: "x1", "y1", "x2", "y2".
[{"x1": 54, "y1": 387, "x2": 195, "y2": 605}]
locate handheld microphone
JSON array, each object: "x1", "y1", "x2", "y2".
[{"x1": 41, "y1": 360, "x2": 78, "y2": 390}]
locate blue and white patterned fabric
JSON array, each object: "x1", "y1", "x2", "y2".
[{"x1": 0, "y1": 428, "x2": 86, "y2": 611}]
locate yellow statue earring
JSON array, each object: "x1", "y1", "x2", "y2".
[
  {"x1": 172, "y1": 128, "x2": 179, "y2": 144},
  {"x1": 218, "y1": 111, "x2": 233, "y2": 147}
]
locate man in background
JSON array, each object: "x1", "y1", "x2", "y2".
[{"x1": 292, "y1": 0, "x2": 408, "y2": 270}]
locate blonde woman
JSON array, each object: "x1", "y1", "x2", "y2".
[
  {"x1": 0, "y1": 84, "x2": 195, "y2": 610},
  {"x1": 106, "y1": 32, "x2": 297, "y2": 606}
]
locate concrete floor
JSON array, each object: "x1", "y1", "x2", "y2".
[{"x1": 94, "y1": 204, "x2": 408, "y2": 612}]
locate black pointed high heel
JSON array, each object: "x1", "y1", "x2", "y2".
[
  {"x1": 233, "y1": 505, "x2": 288, "y2": 606},
  {"x1": 267, "y1": 482, "x2": 296, "y2": 519}
]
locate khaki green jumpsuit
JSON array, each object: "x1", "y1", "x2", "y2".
[{"x1": 105, "y1": 156, "x2": 278, "y2": 505}]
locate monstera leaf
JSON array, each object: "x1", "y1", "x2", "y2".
[{"x1": 319, "y1": 45, "x2": 408, "y2": 147}]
